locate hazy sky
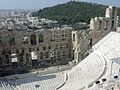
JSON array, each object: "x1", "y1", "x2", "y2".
[{"x1": 0, "y1": 0, "x2": 119, "y2": 9}]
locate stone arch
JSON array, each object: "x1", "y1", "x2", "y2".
[
  {"x1": 16, "y1": 49, "x2": 19, "y2": 54},
  {"x1": 2, "y1": 50, "x2": 5, "y2": 55},
  {"x1": 38, "y1": 34, "x2": 43, "y2": 43},
  {"x1": 26, "y1": 53, "x2": 29, "y2": 62},
  {"x1": 23, "y1": 36, "x2": 29, "y2": 44},
  {"x1": 0, "y1": 57, "x2": 2, "y2": 65},
  {"x1": 19, "y1": 54, "x2": 24, "y2": 62},
  {"x1": 30, "y1": 34, "x2": 37, "y2": 45},
  {"x1": 9, "y1": 37, "x2": 15, "y2": 45},
  {"x1": 89, "y1": 38, "x2": 92, "y2": 48},
  {"x1": 8, "y1": 50, "x2": 11, "y2": 54},
  {"x1": 5, "y1": 55, "x2": 9, "y2": 64}
]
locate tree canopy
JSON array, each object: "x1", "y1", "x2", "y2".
[{"x1": 33, "y1": 1, "x2": 120, "y2": 25}]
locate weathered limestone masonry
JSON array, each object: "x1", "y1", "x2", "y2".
[
  {"x1": 72, "y1": 30, "x2": 91, "y2": 63},
  {"x1": 90, "y1": 6, "x2": 118, "y2": 45},
  {"x1": 71, "y1": 6, "x2": 118, "y2": 63},
  {"x1": 0, "y1": 6, "x2": 118, "y2": 76},
  {"x1": 0, "y1": 28, "x2": 72, "y2": 76}
]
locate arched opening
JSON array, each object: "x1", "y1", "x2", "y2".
[
  {"x1": 2, "y1": 50, "x2": 5, "y2": 55},
  {"x1": 89, "y1": 38, "x2": 92, "y2": 48},
  {"x1": 16, "y1": 49, "x2": 19, "y2": 54},
  {"x1": 5, "y1": 55, "x2": 9, "y2": 64},
  {"x1": 30, "y1": 35, "x2": 37, "y2": 45},
  {"x1": 23, "y1": 36, "x2": 29, "y2": 44},
  {"x1": 0, "y1": 39, "x2": 2, "y2": 46},
  {"x1": 38, "y1": 34, "x2": 43, "y2": 43},
  {"x1": 111, "y1": 21, "x2": 115, "y2": 30},
  {"x1": 9, "y1": 37, "x2": 15, "y2": 45},
  {"x1": 26, "y1": 53, "x2": 29, "y2": 62},
  {"x1": 99, "y1": 20, "x2": 102, "y2": 30},
  {"x1": 73, "y1": 34, "x2": 75, "y2": 41},
  {"x1": 0, "y1": 57, "x2": 2, "y2": 65},
  {"x1": 19, "y1": 54, "x2": 24, "y2": 62},
  {"x1": 8, "y1": 50, "x2": 11, "y2": 54}
]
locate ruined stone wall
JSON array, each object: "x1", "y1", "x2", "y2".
[{"x1": 0, "y1": 28, "x2": 72, "y2": 75}]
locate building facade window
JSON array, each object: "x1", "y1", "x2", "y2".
[
  {"x1": 19, "y1": 54, "x2": 24, "y2": 62},
  {"x1": 56, "y1": 45, "x2": 58, "y2": 49},
  {"x1": 62, "y1": 34, "x2": 64, "y2": 37},
  {"x1": 46, "y1": 51, "x2": 49, "y2": 58},
  {"x1": 40, "y1": 52, "x2": 43, "y2": 59},
  {"x1": 48, "y1": 46, "x2": 51, "y2": 50},
  {"x1": 9, "y1": 37, "x2": 15, "y2": 45},
  {"x1": 60, "y1": 45, "x2": 63, "y2": 49},
  {"x1": 26, "y1": 53, "x2": 29, "y2": 62},
  {"x1": 30, "y1": 35, "x2": 37, "y2": 45},
  {"x1": 105, "y1": 20, "x2": 108, "y2": 30},
  {"x1": 57, "y1": 52, "x2": 61, "y2": 57},
  {"x1": 111, "y1": 21, "x2": 115, "y2": 30},
  {"x1": 29, "y1": 48, "x2": 31, "y2": 52},
  {"x1": 73, "y1": 50, "x2": 75, "y2": 60},
  {"x1": 23, "y1": 36, "x2": 29, "y2": 44},
  {"x1": 16, "y1": 49, "x2": 19, "y2": 54},
  {"x1": 5, "y1": 55, "x2": 9, "y2": 64},
  {"x1": 38, "y1": 34, "x2": 43, "y2": 43},
  {"x1": 43, "y1": 46, "x2": 46, "y2": 51},
  {"x1": 112, "y1": 7, "x2": 115, "y2": 19},
  {"x1": 0, "y1": 57, "x2": 2, "y2": 65},
  {"x1": 2, "y1": 50, "x2": 5, "y2": 55},
  {"x1": 89, "y1": 38, "x2": 92, "y2": 48},
  {"x1": 37, "y1": 47, "x2": 39, "y2": 51},
  {"x1": 66, "y1": 43, "x2": 69, "y2": 48},
  {"x1": 62, "y1": 50, "x2": 66, "y2": 56},
  {"x1": 8, "y1": 50, "x2": 11, "y2": 54},
  {"x1": 0, "y1": 39, "x2": 2, "y2": 45},
  {"x1": 22, "y1": 49, "x2": 24, "y2": 54},
  {"x1": 51, "y1": 32, "x2": 55, "y2": 41},
  {"x1": 73, "y1": 34, "x2": 75, "y2": 41},
  {"x1": 99, "y1": 21, "x2": 102, "y2": 30}
]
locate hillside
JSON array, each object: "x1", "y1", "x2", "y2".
[{"x1": 33, "y1": 1, "x2": 120, "y2": 25}]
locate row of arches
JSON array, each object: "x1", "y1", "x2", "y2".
[
  {"x1": 0, "y1": 53, "x2": 30, "y2": 66},
  {"x1": 30, "y1": 34, "x2": 43, "y2": 45},
  {"x1": 18, "y1": 53, "x2": 30, "y2": 62},
  {"x1": 4, "y1": 34, "x2": 44, "y2": 46}
]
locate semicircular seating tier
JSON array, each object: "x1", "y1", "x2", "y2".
[
  {"x1": 1, "y1": 32, "x2": 120, "y2": 90},
  {"x1": 59, "y1": 32, "x2": 120, "y2": 90}
]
